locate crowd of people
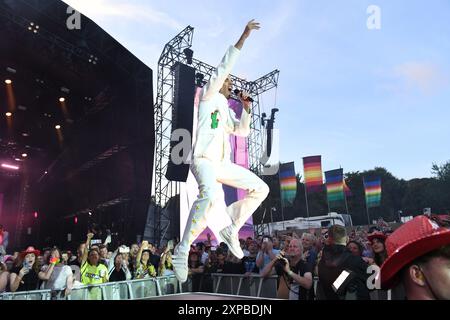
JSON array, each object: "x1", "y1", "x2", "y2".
[
  {"x1": 0, "y1": 231, "x2": 175, "y2": 299},
  {"x1": 1, "y1": 214, "x2": 449, "y2": 300}
]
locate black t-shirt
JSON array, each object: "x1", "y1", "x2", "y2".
[
  {"x1": 223, "y1": 261, "x2": 245, "y2": 274},
  {"x1": 242, "y1": 256, "x2": 259, "y2": 273},
  {"x1": 208, "y1": 262, "x2": 225, "y2": 274},
  {"x1": 109, "y1": 268, "x2": 126, "y2": 282},
  {"x1": 290, "y1": 259, "x2": 314, "y2": 300},
  {"x1": 11, "y1": 267, "x2": 40, "y2": 292}
]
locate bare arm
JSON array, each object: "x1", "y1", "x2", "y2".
[
  {"x1": 9, "y1": 269, "x2": 27, "y2": 293},
  {"x1": 38, "y1": 264, "x2": 55, "y2": 281},
  {"x1": 260, "y1": 258, "x2": 277, "y2": 278},
  {"x1": 256, "y1": 251, "x2": 265, "y2": 268},
  {"x1": 81, "y1": 233, "x2": 94, "y2": 266},
  {"x1": 289, "y1": 271, "x2": 313, "y2": 290},
  {"x1": 136, "y1": 240, "x2": 148, "y2": 270},
  {"x1": 234, "y1": 19, "x2": 261, "y2": 50},
  {"x1": 0, "y1": 271, "x2": 9, "y2": 292},
  {"x1": 282, "y1": 258, "x2": 313, "y2": 290}
]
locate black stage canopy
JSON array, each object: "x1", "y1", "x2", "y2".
[{"x1": 0, "y1": 0, "x2": 154, "y2": 249}]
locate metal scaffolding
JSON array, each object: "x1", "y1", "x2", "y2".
[{"x1": 154, "y1": 26, "x2": 279, "y2": 245}]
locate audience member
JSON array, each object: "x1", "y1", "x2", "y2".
[
  {"x1": 9, "y1": 246, "x2": 41, "y2": 292},
  {"x1": 261, "y1": 239, "x2": 313, "y2": 300},
  {"x1": 380, "y1": 215, "x2": 450, "y2": 300},
  {"x1": 256, "y1": 236, "x2": 280, "y2": 274},
  {"x1": 317, "y1": 225, "x2": 370, "y2": 300},
  {"x1": 38, "y1": 247, "x2": 73, "y2": 299}
]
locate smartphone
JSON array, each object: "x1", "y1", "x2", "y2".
[
  {"x1": 332, "y1": 270, "x2": 351, "y2": 293},
  {"x1": 168, "y1": 240, "x2": 174, "y2": 250}
]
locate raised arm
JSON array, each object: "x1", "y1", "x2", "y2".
[
  {"x1": 108, "y1": 247, "x2": 119, "y2": 273},
  {"x1": 81, "y1": 233, "x2": 94, "y2": 266},
  {"x1": 235, "y1": 19, "x2": 260, "y2": 50},
  {"x1": 38, "y1": 262, "x2": 56, "y2": 281},
  {"x1": 202, "y1": 20, "x2": 260, "y2": 101},
  {"x1": 136, "y1": 240, "x2": 148, "y2": 270}
]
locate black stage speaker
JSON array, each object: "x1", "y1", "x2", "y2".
[{"x1": 165, "y1": 63, "x2": 196, "y2": 182}]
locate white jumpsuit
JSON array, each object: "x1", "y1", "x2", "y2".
[{"x1": 177, "y1": 45, "x2": 270, "y2": 254}]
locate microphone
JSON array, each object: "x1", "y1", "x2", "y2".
[{"x1": 233, "y1": 89, "x2": 254, "y2": 103}]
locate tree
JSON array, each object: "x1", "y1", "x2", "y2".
[{"x1": 432, "y1": 161, "x2": 450, "y2": 182}]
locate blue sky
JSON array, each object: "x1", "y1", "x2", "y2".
[{"x1": 63, "y1": 0, "x2": 450, "y2": 180}]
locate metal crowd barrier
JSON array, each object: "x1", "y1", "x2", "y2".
[
  {"x1": 0, "y1": 275, "x2": 182, "y2": 301},
  {"x1": 211, "y1": 274, "x2": 279, "y2": 298},
  {"x1": 0, "y1": 289, "x2": 52, "y2": 301}
]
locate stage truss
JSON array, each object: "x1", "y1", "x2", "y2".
[{"x1": 154, "y1": 26, "x2": 279, "y2": 245}]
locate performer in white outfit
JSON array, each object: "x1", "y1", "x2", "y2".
[{"x1": 173, "y1": 20, "x2": 269, "y2": 282}]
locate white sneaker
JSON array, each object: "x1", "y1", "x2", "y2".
[
  {"x1": 172, "y1": 247, "x2": 189, "y2": 283},
  {"x1": 219, "y1": 225, "x2": 244, "y2": 259}
]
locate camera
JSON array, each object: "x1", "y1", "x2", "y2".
[{"x1": 274, "y1": 252, "x2": 287, "y2": 275}]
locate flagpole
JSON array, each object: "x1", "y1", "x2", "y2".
[
  {"x1": 363, "y1": 177, "x2": 371, "y2": 226},
  {"x1": 327, "y1": 195, "x2": 330, "y2": 214},
  {"x1": 304, "y1": 182, "x2": 310, "y2": 219},
  {"x1": 278, "y1": 162, "x2": 286, "y2": 231},
  {"x1": 344, "y1": 195, "x2": 350, "y2": 215}
]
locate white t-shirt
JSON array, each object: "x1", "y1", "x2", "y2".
[{"x1": 41, "y1": 265, "x2": 72, "y2": 290}]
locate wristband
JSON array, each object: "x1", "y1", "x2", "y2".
[{"x1": 287, "y1": 270, "x2": 295, "y2": 277}]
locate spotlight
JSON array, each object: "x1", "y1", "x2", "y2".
[
  {"x1": 183, "y1": 48, "x2": 194, "y2": 65},
  {"x1": 59, "y1": 97, "x2": 65, "y2": 102},
  {"x1": 1, "y1": 164, "x2": 19, "y2": 170},
  {"x1": 55, "y1": 125, "x2": 61, "y2": 130},
  {"x1": 5, "y1": 79, "x2": 12, "y2": 84},
  {"x1": 22, "y1": 153, "x2": 28, "y2": 158},
  {"x1": 5, "y1": 112, "x2": 12, "y2": 117},
  {"x1": 88, "y1": 211, "x2": 92, "y2": 216}
]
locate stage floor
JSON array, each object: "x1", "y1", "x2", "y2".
[{"x1": 145, "y1": 293, "x2": 276, "y2": 300}]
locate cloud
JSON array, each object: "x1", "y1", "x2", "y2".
[
  {"x1": 391, "y1": 62, "x2": 449, "y2": 95},
  {"x1": 62, "y1": 0, "x2": 183, "y2": 30}
]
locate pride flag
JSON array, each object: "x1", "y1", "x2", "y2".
[
  {"x1": 325, "y1": 169, "x2": 345, "y2": 208},
  {"x1": 279, "y1": 162, "x2": 297, "y2": 207},
  {"x1": 343, "y1": 179, "x2": 352, "y2": 197},
  {"x1": 363, "y1": 177, "x2": 382, "y2": 208},
  {"x1": 303, "y1": 156, "x2": 323, "y2": 193}
]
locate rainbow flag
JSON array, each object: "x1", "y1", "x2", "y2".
[
  {"x1": 325, "y1": 169, "x2": 345, "y2": 208},
  {"x1": 303, "y1": 156, "x2": 323, "y2": 193},
  {"x1": 364, "y1": 177, "x2": 382, "y2": 208},
  {"x1": 343, "y1": 178, "x2": 352, "y2": 196},
  {"x1": 279, "y1": 162, "x2": 297, "y2": 207}
]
